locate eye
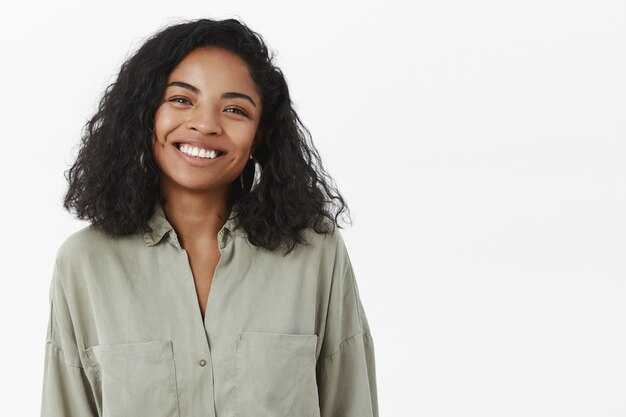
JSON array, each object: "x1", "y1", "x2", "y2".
[
  {"x1": 225, "y1": 107, "x2": 248, "y2": 117},
  {"x1": 170, "y1": 97, "x2": 192, "y2": 105}
]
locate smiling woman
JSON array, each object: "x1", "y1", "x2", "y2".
[
  {"x1": 41, "y1": 17, "x2": 379, "y2": 417},
  {"x1": 152, "y1": 47, "x2": 261, "y2": 197}
]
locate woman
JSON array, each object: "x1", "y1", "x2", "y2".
[{"x1": 40, "y1": 17, "x2": 378, "y2": 417}]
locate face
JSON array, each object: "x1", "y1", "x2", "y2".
[{"x1": 152, "y1": 46, "x2": 262, "y2": 200}]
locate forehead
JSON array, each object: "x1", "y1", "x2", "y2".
[{"x1": 167, "y1": 47, "x2": 259, "y2": 94}]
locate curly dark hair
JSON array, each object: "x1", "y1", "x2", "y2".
[{"x1": 62, "y1": 17, "x2": 351, "y2": 255}]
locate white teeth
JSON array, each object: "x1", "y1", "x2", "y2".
[{"x1": 178, "y1": 144, "x2": 221, "y2": 159}]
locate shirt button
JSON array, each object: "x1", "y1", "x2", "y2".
[{"x1": 199, "y1": 359, "x2": 207, "y2": 367}]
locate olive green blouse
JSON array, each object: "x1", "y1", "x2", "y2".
[{"x1": 40, "y1": 201, "x2": 379, "y2": 417}]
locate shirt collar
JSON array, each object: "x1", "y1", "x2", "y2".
[{"x1": 143, "y1": 200, "x2": 244, "y2": 247}]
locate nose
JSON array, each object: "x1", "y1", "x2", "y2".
[{"x1": 185, "y1": 104, "x2": 223, "y2": 135}]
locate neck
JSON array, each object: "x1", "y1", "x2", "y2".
[{"x1": 159, "y1": 184, "x2": 233, "y2": 249}]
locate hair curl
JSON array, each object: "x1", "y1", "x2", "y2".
[{"x1": 63, "y1": 17, "x2": 351, "y2": 255}]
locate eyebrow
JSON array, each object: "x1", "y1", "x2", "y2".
[{"x1": 166, "y1": 81, "x2": 257, "y2": 107}]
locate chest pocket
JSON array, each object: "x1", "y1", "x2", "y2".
[
  {"x1": 85, "y1": 339, "x2": 180, "y2": 417},
  {"x1": 235, "y1": 331, "x2": 320, "y2": 417}
]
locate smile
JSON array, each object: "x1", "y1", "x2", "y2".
[{"x1": 177, "y1": 143, "x2": 225, "y2": 159}]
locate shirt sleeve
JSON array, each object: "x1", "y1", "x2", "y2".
[
  {"x1": 40, "y1": 260, "x2": 99, "y2": 417},
  {"x1": 316, "y1": 232, "x2": 379, "y2": 417}
]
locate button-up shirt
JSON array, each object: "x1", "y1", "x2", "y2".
[{"x1": 40, "y1": 201, "x2": 379, "y2": 417}]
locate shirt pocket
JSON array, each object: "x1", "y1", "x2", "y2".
[
  {"x1": 235, "y1": 331, "x2": 320, "y2": 417},
  {"x1": 84, "y1": 339, "x2": 180, "y2": 417}
]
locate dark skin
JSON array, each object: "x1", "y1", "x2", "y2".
[{"x1": 151, "y1": 46, "x2": 263, "y2": 320}]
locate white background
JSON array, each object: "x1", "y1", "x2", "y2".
[{"x1": 1, "y1": 1, "x2": 625, "y2": 416}]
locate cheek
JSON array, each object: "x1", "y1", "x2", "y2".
[
  {"x1": 151, "y1": 134, "x2": 164, "y2": 155},
  {"x1": 153, "y1": 107, "x2": 175, "y2": 143},
  {"x1": 235, "y1": 132, "x2": 256, "y2": 154},
  {"x1": 151, "y1": 134, "x2": 167, "y2": 167},
  {"x1": 152, "y1": 117, "x2": 171, "y2": 153}
]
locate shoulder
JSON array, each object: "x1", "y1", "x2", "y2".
[
  {"x1": 288, "y1": 224, "x2": 352, "y2": 269},
  {"x1": 54, "y1": 224, "x2": 141, "y2": 272},
  {"x1": 56, "y1": 225, "x2": 108, "y2": 259}
]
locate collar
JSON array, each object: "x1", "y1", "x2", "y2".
[{"x1": 142, "y1": 200, "x2": 244, "y2": 248}]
